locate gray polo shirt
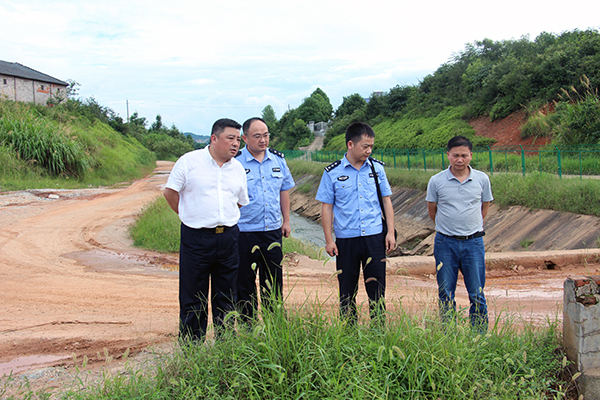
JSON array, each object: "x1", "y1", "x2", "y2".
[{"x1": 426, "y1": 166, "x2": 493, "y2": 236}]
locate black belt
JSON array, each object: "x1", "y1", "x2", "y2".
[
  {"x1": 442, "y1": 231, "x2": 485, "y2": 240},
  {"x1": 200, "y1": 225, "x2": 233, "y2": 234}
]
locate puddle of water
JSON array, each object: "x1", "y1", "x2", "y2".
[
  {"x1": 0, "y1": 355, "x2": 70, "y2": 376},
  {"x1": 64, "y1": 249, "x2": 177, "y2": 276},
  {"x1": 486, "y1": 288, "x2": 562, "y2": 299}
]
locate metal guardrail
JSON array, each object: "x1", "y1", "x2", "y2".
[{"x1": 283, "y1": 145, "x2": 600, "y2": 179}]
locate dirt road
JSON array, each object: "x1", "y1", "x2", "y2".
[
  {"x1": 1, "y1": 161, "x2": 599, "y2": 383},
  {"x1": 0, "y1": 162, "x2": 179, "y2": 373}
]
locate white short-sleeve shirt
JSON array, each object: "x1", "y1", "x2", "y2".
[{"x1": 166, "y1": 147, "x2": 249, "y2": 229}]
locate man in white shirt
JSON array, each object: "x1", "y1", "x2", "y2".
[{"x1": 164, "y1": 118, "x2": 249, "y2": 342}]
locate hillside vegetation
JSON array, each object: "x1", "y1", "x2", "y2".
[
  {"x1": 0, "y1": 93, "x2": 203, "y2": 190},
  {"x1": 0, "y1": 100, "x2": 157, "y2": 190},
  {"x1": 261, "y1": 29, "x2": 600, "y2": 151}
]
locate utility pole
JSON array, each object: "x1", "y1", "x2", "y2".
[{"x1": 126, "y1": 100, "x2": 129, "y2": 122}]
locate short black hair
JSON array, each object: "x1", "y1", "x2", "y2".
[
  {"x1": 242, "y1": 117, "x2": 267, "y2": 134},
  {"x1": 212, "y1": 118, "x2": 241, "y2": 137},
  {"x1": 345, "y1": 122, "x2": 375, "y2": 146},
  {"x1": 447, "y1": 135, "x2": 473, "y2": 152}
]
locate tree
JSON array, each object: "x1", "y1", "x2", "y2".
[
  {"x1": 288, "y1": 118, "x2": 313, "y2": 148},
  {"x1": 364, "y1": 92, "x2": 387, "y2": 121},
  {"x1": 66, "y1": 79, "x2": 81, "y2": 98},
  {"x1": 261, "y1": 105, "x2": 278, "y2": 133},
  {"x1": 387, "y1": 85, "x2": 415, "y2": 115},
  {"x1": 150, "y1": 115, "x2": 164, "y2": 131},
  {"x1": 335, "y1": 93, "x2": 367, "y2": 118},
  {"x1": 312, "y1": 88, "x2": 333, "y2": 120},
  {"x1": 129, "y1": 112, "x2": 147, "y2": 127},
  {"x1": 297, "y1": 88, "x2": 333, "y2": 123}
]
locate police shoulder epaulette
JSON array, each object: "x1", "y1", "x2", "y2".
[
  {"x1": 234, "y1": 150, "x2": 242, "y2": 158},
  {"x1": 369, "y1": 157, "x2": 385, "y2": 166},
  {"x1": 324, "y1": 160, "x2": 341, "y2": 172},
  {"x1": 269, "y1": 148, "x2": 284, "y2": 158}
]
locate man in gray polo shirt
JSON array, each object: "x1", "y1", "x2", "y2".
[{"x1": 426, "y1": 135, "x2": 493, "y2": 332}]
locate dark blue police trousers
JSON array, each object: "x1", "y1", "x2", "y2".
[{"x1": 179, "y1": 223, "x2": 239, "y2": 342}]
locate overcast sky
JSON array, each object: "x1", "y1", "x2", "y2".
[{"x1": 1, "y1": 0, "x2": 599, "y2": 134}]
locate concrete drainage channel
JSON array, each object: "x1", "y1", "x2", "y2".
[{"x1": 564, "y1": 276, "x2": 600, "y2": 399}]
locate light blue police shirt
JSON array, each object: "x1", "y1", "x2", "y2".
[
  {"x1": 316, "y1": 155, "x2": 392, "y2": 239},
  {"x1": 426, "y1": 166, "x2": 493, "y2": 237},
  {"x1": 237, "y1": 147, "x2": 295, "y2": 232}
]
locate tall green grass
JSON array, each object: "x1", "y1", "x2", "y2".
[
  {"x1": 0, "y1": 100, "x2": 155, "y2": 190},
  {"x1": 129, "y1": 197, "x2": 181, "y2": 252},
  {"x1": 492, "y1": 172, "x2": 600, "y2": 216},
  {"x1": 130, "y1": 196, "x2": 327, "y2": 260},
  {"x1": 0, "y1": 106, "x2": 91, "y2": 176},
  {"x1": 61, "y1": 304, "x2": 570, "y2": 399}
]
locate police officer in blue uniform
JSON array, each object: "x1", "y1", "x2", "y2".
[
  {"x1": 316, "y1": 122, "x2": 396, "y2": 325},
  {"x1": 236, "y1": 117, "x2": 295, "y2": 324}
]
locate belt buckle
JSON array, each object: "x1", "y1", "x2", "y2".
[{"x1": 215, "y1": 226, "x2": 224, "y2": 234}]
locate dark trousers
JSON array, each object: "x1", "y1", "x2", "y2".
[
  {"x1": 336, "y1": 233, "x2": 386, "y2": 325},
  {"x1": 179, "y1": 223, "x2": 239, "y2": 342},
  {"x1": 237, "y1": 229, "x2": 284, "y2": 324}
]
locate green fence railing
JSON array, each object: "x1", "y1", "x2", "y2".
[{"x1": 283, "y1": 144, "x2": 600, "y2": 179}]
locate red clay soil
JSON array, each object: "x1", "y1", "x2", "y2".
[{"x1": 469, "y1": 110, "x2": 552, "y2": 147}]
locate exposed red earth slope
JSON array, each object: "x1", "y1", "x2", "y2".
[{"x1": 470, "y1": 110, "x2": 551, "y2": 147}]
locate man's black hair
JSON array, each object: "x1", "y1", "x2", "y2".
[
  {"x1": 242, "y1": 117, "x2": 267, "y2": 134},
  {"x1": 447, "y1": 136, "x2": 473, "y2": 152},
  {"x1": 345, "y1": 122, "x2": 375, "y2": 146},
  {"x1": 212, "y1": 118, "x2": 242, "y2": 136}
]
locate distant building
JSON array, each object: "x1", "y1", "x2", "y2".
[
  {"x1": 307, "y1": 121, "x2": 328, "y2": 137},
  {"x1": 0, "y1": 60, "x2": 68, "y2": 105}
]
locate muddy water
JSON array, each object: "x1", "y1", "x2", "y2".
[
  {"x1": 289, "y1": 212, "x2": 327, "y2": 249},
  {"x1": 0, "y1": 355, "x2": 70, "y2": 376}
]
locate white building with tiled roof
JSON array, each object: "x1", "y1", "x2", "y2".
[{"x1": 0, "y1": 60, "x2": 68, "y2": 105}]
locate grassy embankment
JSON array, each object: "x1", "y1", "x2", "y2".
[{"x1": 0, "y1": 100, "x2": 155, "y2": 190}]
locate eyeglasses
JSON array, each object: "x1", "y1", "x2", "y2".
[{"x1": 251, "y1": 133, "x2": 270, "y2": 140}]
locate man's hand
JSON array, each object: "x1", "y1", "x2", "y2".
[
  {"x1": 325, "y1": 241, "x2": 338, "y2": 257},
  {"x1": 281, "y1": 221, "x2": 291, "y2": 238},
  {"x1": 321, "y1": 203, "x2": 337, "y2": 257},
  {"x1": 385, "y1": 231, "x2": 396, "y2": 253}
]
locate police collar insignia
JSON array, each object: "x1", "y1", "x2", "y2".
[
  {"x1": 272, "y1": 167, "x2": 281, "y2": 172},
  {"x1": 337, "y1": 175, "x2": 349, "y2": 181},
  {"x1": 269, "y1": 148, "x2": 285, "y2": 158}
]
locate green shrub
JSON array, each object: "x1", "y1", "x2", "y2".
[{"x1": 520, "y1": 111, "x2": 552, "y2": 138}]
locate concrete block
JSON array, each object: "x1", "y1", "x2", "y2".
[
  {"x1": 564, "y1": 277, "x2": 600, "y2": 371},
  {"x1": 580, "y1": 368, "x2": 600, "y2": 400}
]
